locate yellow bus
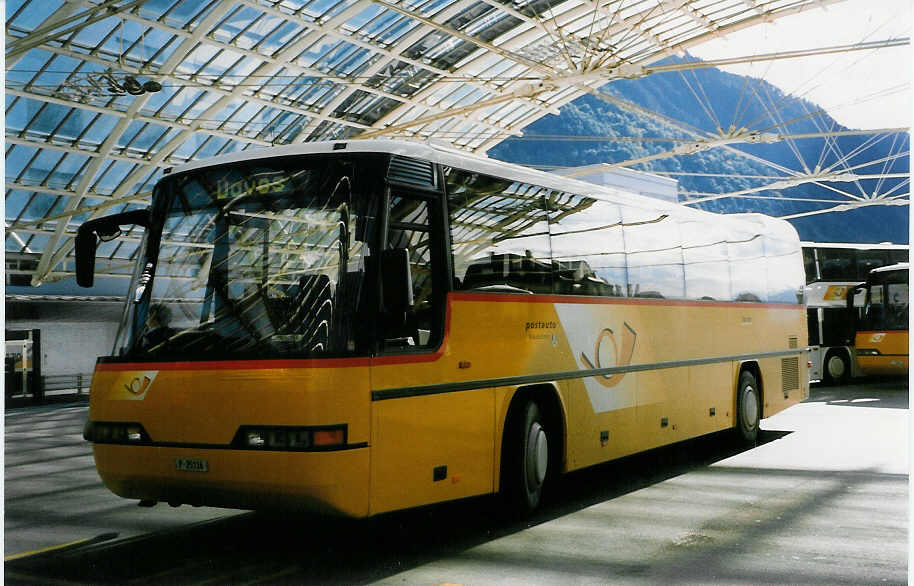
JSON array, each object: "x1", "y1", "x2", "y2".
[
  {"x1": 853, "y1": 263, "x2": 909, "y2": 376},
  {"x1": 76, "y1": 140, "x2": 808, "y2": 516}
]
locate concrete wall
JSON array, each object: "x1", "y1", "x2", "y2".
[
  {"x1": 6, "y1": 299, "x2": 124, "y2": 376},
  {"x1": 6, "y1": 320, "x2": 119, "y2": 375}
]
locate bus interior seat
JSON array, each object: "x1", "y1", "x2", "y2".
[{"x1": 462, "y1": 253, "x2": 552, "y2": 293}]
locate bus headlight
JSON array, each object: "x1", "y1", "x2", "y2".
[
  {"x1": 84, "y1": 421, "x2": 150, "y2": 444},
  {"x1": 856, "y1": 348, "x2": 881, "y2": 356},
  {"x1": 233, "y1": 425, "x2": 346, "y2": 451}
]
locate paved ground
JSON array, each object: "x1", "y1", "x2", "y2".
[{"x1": 5, "y1": 378, "x2": 908, "y2": 585}]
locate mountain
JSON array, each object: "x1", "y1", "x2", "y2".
[{"x1": 488, "y1": 56, "x2": 909, "y2": 244}]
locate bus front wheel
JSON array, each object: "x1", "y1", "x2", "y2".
[
  {"x1": 736, "y1": 370, "x2": 760, "y2": 444},
  {"x1": 502, "y1": 400, "x2": 549, "y2": 514},
  {"x1": 824, "y1": 350, "x2": 850, "y2": 386}
]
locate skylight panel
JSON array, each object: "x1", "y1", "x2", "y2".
[
  {"x1": 113, "y1": 240, "x2": 141, "y2": 261},
  {"x1": 224, "y1": 102, "x2": 265, "y2": 132},
  {"x1": 123, "y1": 124, "x2": 170, "y2": 156},
  {"x1": 244, "y1": 106, "x2": 284, "y2": 137},
  {"x1": 164, "y1": 0, "x2": 219, "y2": 30},
  {"x1": 212, "y1": 5, "x2": 264, "y2": 46},
  {"x1": 133, "y1": 167, "x2": 165, "y2": 196},
  {"x1": 46, "y1": 153, "x2": 91, "y2": 190},
  {"x1": 290, "y1": 81, "x2": 344, "y2": 111},
  {"x1": 139, "y1": 0, "x2": 182, "y2": 22},
  {"x1": 152, "y1": 87, "x2": 202, "y2": 121},
  {"x1": 91, "y1": 160, "x2": 138, "y2": 196},
  {"x1": 78, "y1": 114, "x2": 122, "y2": 151},
  {"x1": 6, "y1": 145, "x2": 40, "y2": 182},
  {"x1": 242, "y1": 14, "x2": 290, "y2": 51},
  {"x1": 22, "y1": 150, "x2": 65, "y2": 186},
  {"x1": 222, "y1": 55, "x2": 263, "y2": 88},
  {"x1": 169, "y1": 133, "x2": 208, "y2": 162},
  {"x1": 312, "y1": 42, "x2": 365, "y2": 74},
  {"x1": 177, "y1": 90, "x2": 222, "y2": 123},
  {"x1": 71, "y1": 197, "x2": 106, "y2": 224},
  {"x1": 22, "y1": 234, "x2": 50, "y2": 255},
  {"x1": 7, "y1": 0, "x2": 65, "y2": 32},
  {"x1": 344, "y1": 4, "x2": 387, "y2": 32},
  {"x1": 69, "y1": 17, "x2": 123, "y2": 54},
  {"x1": 141, "y1": 85, "x2": 176, "y2": 117},
  {"x1": 200, "y1": 48, "x2": 249, "y2": 81},
  {"x1": 114, "y1": 121, "x2": 147, "y2": 154},
  {"x1": 258, "y1": 21, "x2": 304, "y2": 56},
  {"x1": 6, "y1": 98, "x2": 36, "y2": 136},
  {"x1": 372, "y1": 17, "x2": 418, "y2": 47},
  {"x1": 328, "y1": 46, "x2": 375, "y2": 77},
  {"x1": 306, "y1": 0, "x2": 360, "y2": 23},
  {"x1": 195, "y1": 136, "x2": 231, "y2": 159},
  {"x1": 6, "y1": 50, "x2": 56, "y2": 91},
  {"x1": 5, "y1": 190, "x2": 33, "y2": 223},
  {"x1": 296, "y1": 37, "x2": 343, "y2": 69},
  {"x1": 19, "y1": 192, "x2": 59, "y2": 223}
]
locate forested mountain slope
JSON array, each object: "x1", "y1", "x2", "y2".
[{"x1": 489, "y1": 56, "x2": 909, "y2": 244}]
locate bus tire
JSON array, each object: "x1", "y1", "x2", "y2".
[
  {"x1": 502, "y1": 400, "x2": 550, "y2": 514},
  {"x1": 736, "y1": 370, "x2": 760, "y2": 444},
  {"x1": 823, "y1": 350, "x2": 850, "y2": 386}
]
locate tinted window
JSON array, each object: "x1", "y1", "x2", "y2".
[
  {"x1": 547, "y1": 194, "x2": 624, "y2": 297},
  {"x1": 446, "y1": 168, "x2": 552, "y2": 294},
  {"x1": 623, "y1": 208, "x2": 683, "y2": 299},
  {"x1": 682, "y1": 217, "x2": 730, "y2": 301},
  {"x1": 729, "y1": 232, "x2": 766, "y2": 302}
]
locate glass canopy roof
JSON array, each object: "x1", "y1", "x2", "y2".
[{"x1": 6, "y1": 0, "x2": 843, "y2": 289}]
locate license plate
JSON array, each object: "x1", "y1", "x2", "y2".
[{"x1": 175, "y1": 458, "x2": 208, "y2": 472}]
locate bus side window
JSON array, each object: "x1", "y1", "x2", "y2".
[
  {"x1": 546, "y1": 195, "x2": 625, "y2": 297},
  {"x1": 383, "y1": 193, "x2": 444, "y2": 351},
  {"x1": 446, "y1": 169, "x2": 553, "y2": 295}
]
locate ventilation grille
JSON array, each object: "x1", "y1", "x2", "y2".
[
  {"x1": 388, "y1": 156, "x2": 436, "y2": 187},
  {"x1": 781, "y1": 357, "x2": 800, "y2": 392},
  {"x1": 788, "y1": 336, "x2": 798, "y2": 349}
]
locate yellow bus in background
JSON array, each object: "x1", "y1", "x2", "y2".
[
  {"x1": 76, "y1": 140, "x2": 808, "y2": 517},
  {"x1": 802, "y1": 242, "x2": 908, "y2": 385},
  {"x1": 854, "y1": 263, "x2": 909, "y2": 376}
]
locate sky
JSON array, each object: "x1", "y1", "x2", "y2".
[{"x1": 687, "y1": 0, "x2": 911, "y2": 130}]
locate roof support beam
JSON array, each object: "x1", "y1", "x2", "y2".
[
  {"x1": 7, "y1": 0, "x2": 147, "y2": 60},
  {"x1": 30, "y1": 1, "x2": 240, "y2": 286}
]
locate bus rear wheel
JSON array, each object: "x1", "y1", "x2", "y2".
[
  {"x1": 736, "y1": 370, "x2": 760, "y2": 444},
  {"x1": 824, "y1": 350, "x2": 850, "y2": 386},
  {"x1": 502, "y1": 400, "x2": 550, "y2": 514}
]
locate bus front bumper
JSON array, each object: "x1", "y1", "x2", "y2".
[{"x1": 93, "y1": 444, "x2": 371, "y2": 517}]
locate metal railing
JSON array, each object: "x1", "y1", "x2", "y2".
[{"x1": 40, "y1": 373, "x2": 93, "y2": 396}]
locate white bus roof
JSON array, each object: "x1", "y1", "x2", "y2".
[
  {"x1": 800, "y1": 241, "x2": 909, "y2": 250},
  {"x1": 870, "y1": 262, "x2": 909, "y2": 274},
  {"x1": 165, "y1": 140, "x2": 799, "y2": 240}
]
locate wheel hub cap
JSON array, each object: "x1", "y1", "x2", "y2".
[
  {"x1": 526, "y1": 423, "x2": 548, "y2": 488},
  {"x1": 743, "y1": 386, "x2": 758, "y2": 429}
]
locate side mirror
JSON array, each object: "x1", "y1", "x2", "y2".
[
  {"x1": 380, "y1": 248, "x2": 413, "y2": 317},
  {"x1": 846, "y1": 285, "x2": 866, "y2": 310},
  {"x1": 844, "y1": 284, "x2": 866, "y2": 338},
  {"x1": 76, "y1": 209, "x2": 150, "y2": 287}
]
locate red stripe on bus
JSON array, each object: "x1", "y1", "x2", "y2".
[
  {"x1": 856, "y1": 331, "x2": 907, "y2": 335},
  {"x1": 96, "y1": 303, "x2": 454, "y2": 371},
  {"x1": 96, "y1": 357, "x2": 373, "y2": 371},
  {"x1": 447, "y1": 291, "x2": 802, "y2": 310}
]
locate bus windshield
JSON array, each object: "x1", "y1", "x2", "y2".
[
  {"x1": 859, "y1": 268, "x2": 909, "y2": 332},
  {"x1": 114, "y1": 155, "x2": 381, "y2": 360}
]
